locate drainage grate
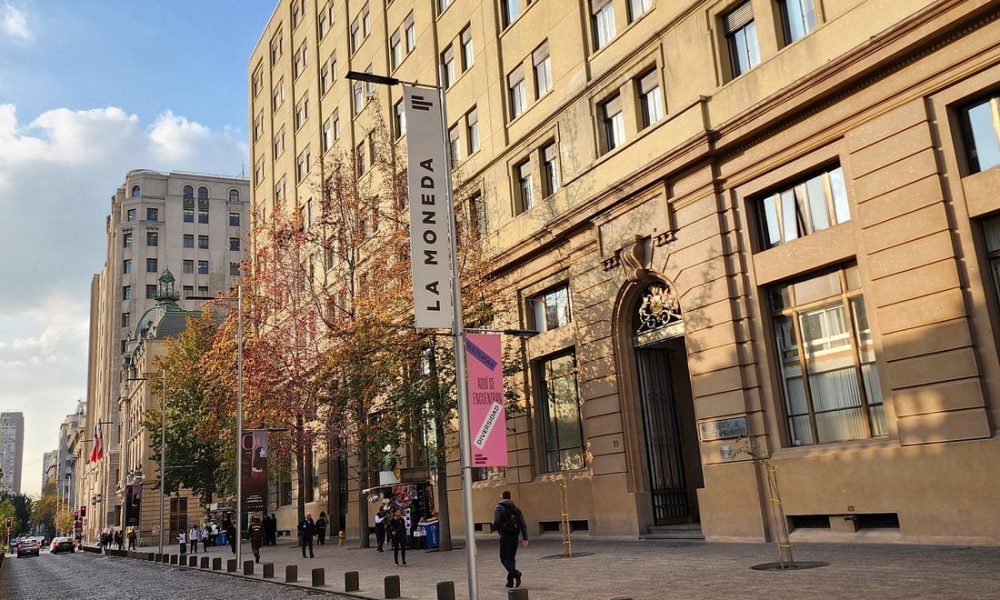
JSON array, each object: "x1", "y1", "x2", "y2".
[{"x1": 750, "y1": 561, "x2": 829, "y2": 571}]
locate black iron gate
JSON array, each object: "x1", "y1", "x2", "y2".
[{"x1": 636, "y1": 348, "x2": 690, "y2": 524}]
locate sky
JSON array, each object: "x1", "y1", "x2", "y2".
[{"x1": 0, "y1": 0, "x2": 277, "y2": 497}]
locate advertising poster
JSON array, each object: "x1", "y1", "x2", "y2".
[
  {"x1": 465, "y1": 333, "x2": 507, "y2": 466},
  {"x1": 124, "y1": 483, "x2": 142, "y2": 527},
  {"x1": 241, "y1": 429, "x2": 268, "y2": 513}
]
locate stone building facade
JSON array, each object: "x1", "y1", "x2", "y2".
[{"x1": 250, "y1": 0, "x2": 1000, "y2": 544}]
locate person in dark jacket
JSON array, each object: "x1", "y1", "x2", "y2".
[
  {"x1": 387, "y1": 509, "x2": 407, "y2": 565},
  {"x1": 492, "y1": 490, "x2": 528, "y2": 588},
  {"x1": 249, "y1": 517, "x2": 265, "y2": 563},
  {"x1": 316, "y1": 512, "x2": 328, "y2": 545},
  {"x1": 224, "y1": 519, "x2": 237, "y2": 554},
  {"x1": 374, "y1": 509, "x2": 386, "y2": 552},
  {"x1": 298, "y1": 514, "x2": 316, "y2": 558}
]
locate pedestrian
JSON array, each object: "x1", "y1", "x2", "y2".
[
  {"x1": 298, "y1": 513, "x2": 315, "y2": 558},
  {"x1": 114, "y1": 530, "x2": 124, "y2": 551},
  {"x1": 387, "y1": 509, "x2": 407, "y2": 566},
  {"x1": 210, "y1": 522, "x2": 218, "y2": 547},
  {"x1": 492, "y1": 490, "x2": 528, "y2": 588},
  {"x1": 226, "y1": 519, "x2": 237, "y2": 554},
  {"x1": 203, "y1": 524, "x2": 212, "y2": 550},
  {"x1": 316, "y1": 512, "x2": 328, "y2": 545},
  {"x1": 189, "y1": 525, "x2": 200, "y2": 554},
  {"x1": 177, "y1": 529, "x2": 187, "y2": 555},
  {"x1": 270, "y1": 513, "x2": 278, "y2": 545},
  {"x1": 249, "y1": 517, "x2": 264, "y2": 563},
  {"x1": 374, "y1": 508, "x2": 386, "y2": 552},
  {"x1": 127, "y1": 529, "x2": 137, "y2": 551}
]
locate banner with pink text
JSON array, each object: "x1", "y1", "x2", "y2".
[{"x1": 465, "y1": 333, "x2": 507, "y2": 467}]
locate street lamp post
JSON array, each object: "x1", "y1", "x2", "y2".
[{"x1": 346, "y1": 69, "x2": 480, "y2": 600}]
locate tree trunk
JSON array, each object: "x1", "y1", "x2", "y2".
[
  {"x1": 326, "y1": 431, "x2": 342, "y2": 534},
  {"x1": 428, "y1": 347, "x2": 453, "y2": 551},
  {"x1": 295, "y1": 413, "x2": 306, "y2": 523},
  {"x1": 356, "y1": 448, "x2": 370, "y2": 548}
]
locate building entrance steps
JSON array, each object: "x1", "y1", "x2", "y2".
[{"x1": 639, "y1": 523, "x2": 705, "y2": 540}]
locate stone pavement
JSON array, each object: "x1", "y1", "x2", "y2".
[{"x1": 136, "y1": 535, "x2": 1000, "y2": 600}]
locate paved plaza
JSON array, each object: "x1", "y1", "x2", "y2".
[{"x1": 128, "y1": 535, "x2": 1000, "y2": 600}]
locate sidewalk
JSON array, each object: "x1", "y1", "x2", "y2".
[{"x1": 137, "y1": 535, "x2": 1000, "y2": 599}]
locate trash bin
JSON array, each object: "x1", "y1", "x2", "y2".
[
  {"x1": 420, "y1": 519, "x2": 440, "y2": 549},
  {"x1": 216, "y1": 530, "x2": 228, "y2": 546}
]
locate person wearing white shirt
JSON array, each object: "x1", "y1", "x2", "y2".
[
  {"x1": 177, "y1": 530, "x2": 187, "y2": 555},
  {"x1": 189, "y1": 526, "x2": 200, "y2": 554}
]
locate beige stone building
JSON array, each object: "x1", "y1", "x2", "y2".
[
  {"x1": 82, "y1": 170, "x2": 248, "y2": 542},
  {"x1": 250, "y1": 0, "x2": 1000, "y2": 544}
]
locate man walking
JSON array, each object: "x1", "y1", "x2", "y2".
[
  {"x1": 188, "y1": 525, "x2": 200, "y2": 554},
  {"x1": 298, "y1": 513, "x2": 315, "y2": 558},
  {"x1": 387, "y1": 509, "x2": 407, "y2": 566},
  {"x1": 249, "y1": 517, "x2": 265, "y2": 563},
  {"x1": 269, "y1": 513, "x2": 278, "y2": 546},
  {"x1": 493, "y1": 491, "x2": 528, "y2": 588}
]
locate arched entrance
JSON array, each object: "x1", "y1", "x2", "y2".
[{"x1": 631, "y1": 282, "x2": 703, "y2": 525}]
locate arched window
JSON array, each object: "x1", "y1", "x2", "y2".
[
  {"x1": 229, "y1": 189, "x2": 240, "y2": 202},
  {"x1": 198, "y1": 186, "x2": 209, "y2": 200},
  {"x1": 183, "y1": 185, "x2": 194, "y2": 199},
  {"x1": 130, "y1": 185, "x2": 141, "y2": 198}
]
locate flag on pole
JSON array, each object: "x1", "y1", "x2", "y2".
[{"x1": 89, "y1": 424, "x2": 103, "y2": 462}]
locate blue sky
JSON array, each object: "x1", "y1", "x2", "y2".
[{"x1": 0, "y1": 0, "x2": 277, "y2": 497}]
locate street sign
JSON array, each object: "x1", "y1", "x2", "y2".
[{"x1": 402, "y1": 84, "x2": 454, "y2": 329}]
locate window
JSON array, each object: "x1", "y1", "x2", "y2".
[
  {"x1": 198, "y1": 208, "x2": 209, "y2": 224},
  {"x1": 442, "y1": 47, "x2": 456, "y2": 88},
  {"x1": 319, "y1": 2, "x2": 331, "y2": 37},
  {"x1": 601, "y1": 94, "x2": 625, "y2": 151},
  {"x1": 183, "y1": 260, "x2": 194, "y2": 274},
  {"x1": 983, "y1": 215, "x2": 1000, "y2": 311},
  {"x1": 126, "y1": 209, "x2": 136, "y2": 222},
  {"x1": 332, "y1": 110, "x2": 341, "y2": 141},
  {"x1": 514, "y1": 160, "x2": 533, "y2": 214},
  {"x1": 253, "y1": 113, "x2": 263, "y2": 140},
  {"x1": 628, "y1": 0, "x2": 651, "y2": 21},
  {"x1": 537, "y1": 352, "x2": 585, "y2": 471},
  {"x1": 356, "y1": 140, "x2": 367, "y2": 176},
  {"x1": 390, "y1": 31, "x2": 403, "y2": 69},
  {"x1": 460, "y1": 26, "x2": 473, "y2": 70},
  {"x1": 183, "y1": 285, "x2": 194, "y2": 297},
  {"x1": 778, "y1": 0, "x2": 816, "y2": 45},
  {"x1": 145, "y1": 284, "x2": 157, "y2": 299},
  {"x1": 292, "y1": 0, "x2": 303, "y2": 27},
  {"x1": 275, "y1": 176, "x2": 287, "y2": 206},
  {"x1": 470, "y1": 191, "x2": 487, "y2": 237},
  {"x1": 122, "y1": 259, "x2": 132, "y2": 274},
  {"x1": 273, "y1": 78, "x2": 285, "y2": 110},
  {"x1": 229, "y1": 189, "x2": 239, "y2": 202},
  {"x1": 771, "y1": 266, "x2": 885, "y2": 446},
  {"x1": 533, "y1": 42, "x2": 552, "y2": 98},
  {"x1": 295, "y1": 93, "x2": 309, "y2": 129},
  {"x1": 528, "y1": 283, "x2": 571, "y2": 332},
  {"x1": 960, "y1": 93, "x2": 1000, "y2": 174},
  {"x1": 362, "y1": 3, "x2": 371, "y2": 36},
  {"x1": 274, "y1": 127, "x2": 286, "y2": 158},
  {"x1": 184, "y1": 207, "x2": 194, "y2": 223},
  {"x1": 350, "y1": 19, "x2": 361, "y2": 53},
  {"x1": 542, "y1": 142, "x2": 560, "y2": 197},
  {"x1": 438, "y1": 0, "x2": 451, "y2": 14},
  {"x1": 297, "y1": 145, "x2": 312, "y2": 182},
  {"x1": 448, "y1": 125, "x2": 461, "y2": 165},
  {"x1": 146, "y1": 258, "x2": 157, "y2": 273},
  {"x1": 508, "y1": 65, "x2": 527, "y2": 119},
  {"x1": 270, "y1": 30, "x2": 283, "y2": 65},
  {"x1": 183, "y1": 234, "x2": 194, "y2": 248},
  {"x1": 183, "y1": 185, "x2": 194, "y2": 199},
  {"x1": 123, "y1": 232, "x2": 132, "y2": 248},
  {"x1": 230, "y1": 237, "x2": 241, "y2": 251},
  {"x1": 230, "y1": 262, "x2": 241, "y2": 277},
  {"x1": 637, "y1": 69, "x2": 663, "y2": 128},
  {"x1": 466, "y1": 107, "x2": 479, "y2": 154},
  {"x1": 724, "y1": 2, "x2": 760, "y2": 77},
  {"x1": 146, "y1": 231, "x2": 158, "y2": 247},
  {"x1": 323, "y1": 117, "x2": 335, "y2": 151},
  {"x1": 367, "y1": 130, "x2": 377, "y2": 168},
  {"x1": 321, "y1": 62, "x2": 332, "y2": 94},
  {"x1": 405, "y1": 13, "x2": 415, "y2": 52},
  {"x1": 353, "y1": 81, "x2": 365, "y2": 114},
  {"x1": 293, "y1": 42, "x2": 307, "y2": 78},
  {"x1": 330, "y1": 55, "x2": 338, "y2": 85},
  {"x1": 501, "y1": 0, "x2": 520, "y2": 28},
  {"x1": 592, "y1": 0, "x2": 616, "y2": 49},
  {"x1": 198, "y1": 235, "x2": 209, "y2": 249},
  {"x1": 394, "y1": 99, "x2": 407, "y2": 138},
  {"x1": 122, "y1": 286, "x2": 131, "y2": 300},
  {"x1": 252, "y1": 65, "x2": 263, "y2": 97},
  {"x1": 122, "y1": 312, "x2": 130, "y2": 328},
  {"x1": 130, "y1": 185, "x2": 140, "y2": 198},
  {"x1": 758, "y1": 164, "x2": 850, "y2": 248},
  {"x1": 146, "y1": 207, "x2": 158, "y2": 222},
  {"x1": 197, "y1": 285, "x2": 209, "y2": 295},
  {"x1": 254, "y1": 158, "x2": 265, "y2": 187},
  {"x1": 198, "y1": 260, "x2": 209, "y2": 275}
]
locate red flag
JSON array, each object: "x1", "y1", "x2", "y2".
[{"x1": 89, "y1": 425, "x2": 103, "y2": 462}]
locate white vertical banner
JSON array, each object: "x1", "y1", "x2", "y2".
[{"x1": 403, "y1": 84, "x2": 454, "y2": 329}]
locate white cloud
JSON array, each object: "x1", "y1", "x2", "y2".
[
  {"x1": 1, "y1": 3, "x2": 32, "y2": 41},
  {"x1": 0, "y1": 102, "x2": 247, "y2": 496}
]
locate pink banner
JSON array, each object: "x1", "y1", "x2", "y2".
[{"x1": 465, "y1": 333, "x2": 507, "y2": 467}]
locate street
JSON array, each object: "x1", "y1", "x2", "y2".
[{"x1": 0, "y1": 548, "x2": 354, "y2": 600}]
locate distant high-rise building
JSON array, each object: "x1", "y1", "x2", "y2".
[
  {"x1": 42, "y1": 450, "x2": 58, "y2": 489},
  {"x1": 0, "y1": 412, "x2": 24, "y2": 494}
]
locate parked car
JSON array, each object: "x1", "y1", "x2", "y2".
[
  {"x1": 50, "y1": 537, "x2": 75, "y2": 554},
  {"x1": 16, "y1": 538, "x2": 40, "y2": 558}
]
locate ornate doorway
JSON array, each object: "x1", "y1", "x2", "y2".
[{"x1": 632, "y1": 283, "x2": 702, "y2": 525}]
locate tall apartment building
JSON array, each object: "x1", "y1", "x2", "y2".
[
  {"x1": 0, "y1": 412, "x2": 24, "y2": 494},
  {"x1": 250, "y1": 0, "x2": 1000, "y2": 544},
  {"x1": 54, "y1": 401, "x2": 85, "y2": 511},
  {"x1": 83, "y1": 170, "x2": 249, "y2": 541}
]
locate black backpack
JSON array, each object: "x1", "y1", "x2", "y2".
[{"x1": 497, "y1": 503, "x2": 521, "y2": 536}]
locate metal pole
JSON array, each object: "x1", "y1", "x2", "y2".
[
  {"x1": 437, "y1": 82, "x2": 479, "y2": 600},
  {"x1": 120, "y1": 396, "x2": 129, "y2": 542},
  {"x1": 236, "y1": 281, "x2": 244, "y2": 564},
  {"x1": 159, "y1": 369, "x2": 166, "y2": 555}
]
